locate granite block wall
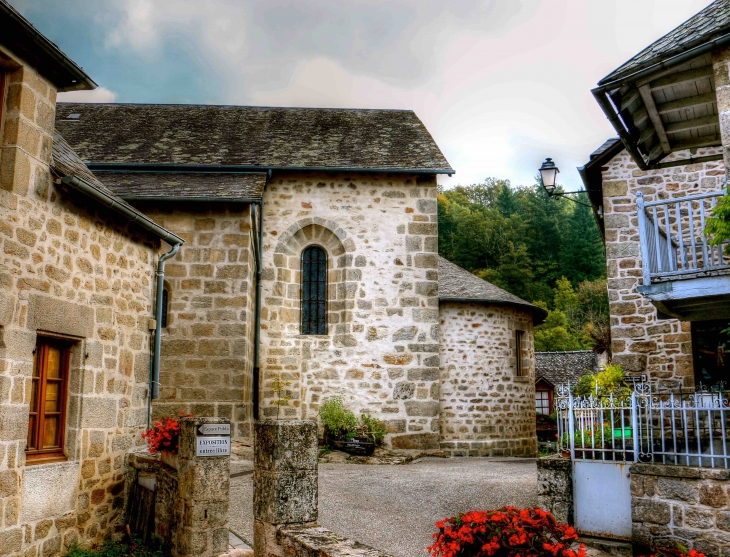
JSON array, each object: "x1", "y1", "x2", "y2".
[
  {"x1": 439, "y1": 302, "x2": 537, "y2": 457},
  {"x1": 130, "y1": 203, "x2": 256, "y2": 439},
  {"x1": 259, "y1": 171, "x2": 440, "y2": 449}
]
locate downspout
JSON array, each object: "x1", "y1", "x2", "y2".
[
  {"x1": 252, "y1": 180, "x2": 267, "y2": 420},
  {"x1": 151, "y1": 242, "x2": 182, "y2": 405}
]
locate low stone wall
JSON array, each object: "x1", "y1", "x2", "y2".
[
  {"x1": 125, "y1": 417, "x2": 231, "y2": 557},
  {"x1": 278, "y1": 526, "x2": 393, "y2": 557},
  {"x1": 631, "y1": 463, "x2": 730, "y2": 555},
  {"x1": 536, "y1": 455, "x2": 573, "y2": 525}
]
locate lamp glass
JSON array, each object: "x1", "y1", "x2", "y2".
[{"x1": 539, "y1": 158, "x2": 559, "y2": 193}]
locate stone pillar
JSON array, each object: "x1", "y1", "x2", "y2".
[
  {"x1": 253, "y1": 420, "x2": 318, "y2": 557},
  {"x1": 175, "y1": 417, "x2": 231, "y2": 557},
  {"x1": 713, "y1": 44, "x2": 730, "y2": 178},
  {"x1": 536, "y1": 455, "x2": 573, "y2": 525}
]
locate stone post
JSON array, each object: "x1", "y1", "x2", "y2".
[
  {"x1": 175, "y1": 417, "x2": 231, "y2": 557},
  {"x1": 253, "y1": 420, "x2": 318, "y2": 557},
  {"x1": 713, "y1": 44, "x2": 730, "y2": 179}
]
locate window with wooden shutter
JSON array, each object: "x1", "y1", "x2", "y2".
[
  {"x1": 26, "y1": 338, "x2": 71, "y2": 463},
  {"x1": 301, "y1": 245, "x2": 327, "y2": 335}
]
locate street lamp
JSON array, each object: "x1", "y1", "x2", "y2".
[
  {"x1": 538, "y1": 157, "x2": 595, "y2": 206},
  {"x1": 538, "y1": 158, "x2": 559, "y2": 196}
]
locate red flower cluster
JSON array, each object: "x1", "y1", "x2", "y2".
[
  {"x1": 428, "y1": 507, "x2": 587, "y2": 557},
  {"x1": 141, "y1": 412, "x2": 193, "y2": 455}
]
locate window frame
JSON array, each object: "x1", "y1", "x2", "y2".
[
  {"x1": 515, "y1": 329, "x2": 526, "y2": 377},
  {"x1": 26, "y1": 336, "x2": 71, "y2": 464},
  {"x1": 535, "y1": 389, "x2": 552, "y2": 415},
  {"x1": 300, "y1": 245, "x2": 328, "y2": 335}
]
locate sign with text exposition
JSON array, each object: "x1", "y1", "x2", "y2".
[{"x1": 196, "y1": 435, "x2": 231, "y2": 456}]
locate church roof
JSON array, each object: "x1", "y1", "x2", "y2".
[
  {"x1": 97, "y1": 172, "x2": 267, "y2": 201},
  {"x1": 600, "y1": 0, "x2": 730, "y2": 84},
  {"x1": 535, "y1": 351, "x2": 598, "y2": 387},
  {"x1": 55, "y1": 103, "x2": 453, "y2": 174},
  {"x1": 437, "y1": 256, "x2": 547, "y2": 320}
]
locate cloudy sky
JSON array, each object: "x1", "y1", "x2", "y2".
[{"x1": 14, "y1": 0, "x2": 712, "y2": 190}]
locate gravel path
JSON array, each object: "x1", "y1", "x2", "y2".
[{"x1": 229, "y1": 457, "x2": 539, "y2": 557}]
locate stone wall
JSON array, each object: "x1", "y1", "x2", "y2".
[
  {"x1": 259, "y1": 171, "x2": 440, "y2": 449},
  {"x1": 0, "y1": 44, "x2": 159, "y2": 556},
  {"x1": 439, "y1": 302, "x2": 536, "y2": 457},
  {"x1": 631, "y1": 463, "x2": 730, "y2": 556},
  {"x1": 132, "y1": 203, "x2": 256, "y2": 439},
  {"x1": 601, "y1": 147, "x2": 725, "y2": 386},
  {"x1": 536, "y1": 455, "x2": 573, "y2": 526}
]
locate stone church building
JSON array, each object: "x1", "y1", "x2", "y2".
[{"x1": 0, "y1": 3, "x2": 544, "y2": 555}]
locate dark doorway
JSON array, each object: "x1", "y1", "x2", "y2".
[{"x1": 692, "y1": 319, "x2": 730, "y2": 388}]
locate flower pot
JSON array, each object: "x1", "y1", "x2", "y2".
[
  {"x1": 561, "y1": 449, "x2": 571, "y2": 458},
  {"x1": 327, "y1": 435, "x2": 375, "y2": 457},
  {"x1": 160, "y1": 452, "x2": 179, "y2": 470}
]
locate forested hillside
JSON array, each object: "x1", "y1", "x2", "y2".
[{"x1": 438, "y1": 179, "x2": 610, "y2": 353}]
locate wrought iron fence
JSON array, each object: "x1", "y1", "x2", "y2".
[{"x1": 556, "y1": 381, "x2": 730, "y2": 468}]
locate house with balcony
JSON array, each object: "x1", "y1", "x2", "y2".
[{"x1": 581, "y1": 0, "x2": 730, "y2": 390}]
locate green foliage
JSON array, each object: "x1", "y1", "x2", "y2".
[
  {"x1": 439, "y1": 179, "x2": 608, "y2": 352},
  {"x1": 360, "y1": 413, "x2": 388, "y2": 445},
  {"x1": 318, "y1": 398, "x2": 389, "y2": 445},
  {"x1": 706, "y1": 192, "x2": 730, "y2": 245},
  {"x1": 574, "y1": 363, "x2": 628, "y2": 397},
  {"x1": 65, "y1": 536, "x2": 167, "y2": 557},
  {"x1": 318, "y1": 396, "x2": 358, "y2": 439}
]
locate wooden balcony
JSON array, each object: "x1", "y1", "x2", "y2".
[{"x1": 636, "y1": 188, "x2": 730, "y2": 320}]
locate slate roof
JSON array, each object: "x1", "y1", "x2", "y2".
[
  {"x1": 437, "y1": 256, "x2": 547, "y2": 320},
  {"x1": 55, "y1": 103, "x2": 453, "y2": 173},
  {"x1": 97, "y1": 172, "x2": 267, "y2": 200},
  {"x1": 600, "y1": 0, "x2": 730, "y2": 84},
  {"x1": 51, "y1": 131, "x2": 173, "y2": 237},
  {"x1": 535, "y1": 351, "x2": 598, "y2": 387}
]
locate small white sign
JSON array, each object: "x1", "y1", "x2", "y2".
[
  {"x1": 196, "y1": 436, "x2": 231, "y2": 457},
  {"x1": 197, "y1": 423, "x2": 231, "y2": 436}
]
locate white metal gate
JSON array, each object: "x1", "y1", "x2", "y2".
[{"x1": 556, "y1": 381, "x2": 730, "y2": 540}]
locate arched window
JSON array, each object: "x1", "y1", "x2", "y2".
[{"x1": 301, "y1": 246, "x2": 327, "y2": 335}]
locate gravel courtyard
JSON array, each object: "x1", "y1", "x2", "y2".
[{"x1": 229, "y1": 457, "x2": 538, "y2": 557}]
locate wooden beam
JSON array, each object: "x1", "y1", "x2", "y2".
[
  {"x1": 639, "y1": 84, "x2": 671, "y2": 153},
  {"x1": 620, "y1": 89, "x2": 641, "y2": 111},
  {"x1": 657, "y1": 92, "x2": 716, "y2": 115},
  {"x1": 665, "y1": 114, "x2": 718, "y2": 133},
  {"x1": 670, "y1": 136, "x2": 722, "y2": 150},
  {"x1": 637, "y1": 125, "x2": 655, "y2": 147},
  {"x1": 632, "y1": 106, "x2": 649, "y2": 127},
  {"x1": 636, "y1": 54, "x2": 711, "y2": 88},
  {"x1": 649, "y1": 66, "x2": 713, "y2": 91}
]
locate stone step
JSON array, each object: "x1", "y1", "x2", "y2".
[{"x1": 580, "y1": 536, "x2": 632, "y2": 557}]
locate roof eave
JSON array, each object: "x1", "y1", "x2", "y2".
[
  {"x1": 87, "y1": 162, "x2": 455, "y2": 175},
  {"x1": 0, "y1": 1, "x2": 97, "y2": 92},
  {"x1": 578, "y1": 138, "x2": 625, "y2": 241},
  {"x1": 439, "y1": 297, "x2": 547, "y2": 322}
]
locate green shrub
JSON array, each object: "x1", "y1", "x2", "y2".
[
  {"x1": 318, "y1": 396, "x2": 358, "y2": 439},
  {"x1": 574, "y1": 363, "x2": 629, "y2": 398},
  {"x1": 360, "y1": 413, "x2": 388, "y2": 445}
]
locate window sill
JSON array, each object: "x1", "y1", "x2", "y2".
[
  {"x1": 513, "y1": 376, "x2": 531, "y2": 383},
  {"x1": 25, "y1": 454, "x2": 68, "y2": 466}
]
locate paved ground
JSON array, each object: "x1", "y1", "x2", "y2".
[{"x1": 229, "y1": 457, "x2": 539, "y2": 557}]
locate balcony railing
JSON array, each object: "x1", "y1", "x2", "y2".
[{"x1": 636, "y1": 189, "x2": 730, "y2": 286}]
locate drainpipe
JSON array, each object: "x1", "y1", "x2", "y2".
[
  {"x1": 252, "y1": 188, "x2": 266, "y2": 420},
  {"x1": 151, "y1": 242, "x2": 182, "y2": 403}
]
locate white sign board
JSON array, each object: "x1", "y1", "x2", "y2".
[
  {"x1": 196, "y1": 436, "x2": 231, "y2": 457},
  {"x1": 197, "y1": 423, "x2": 231, "y2": 436}
]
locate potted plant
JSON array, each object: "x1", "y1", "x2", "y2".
[
  {"x1": 318, "y1": 396, "x2": 387, "y2": 456},
  {"x1": 141, "y1": 412, "x2": 193, "y2": 469}
]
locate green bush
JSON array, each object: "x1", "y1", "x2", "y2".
[
  {"x1": 65, "y1": 536, "x2": 167, "y2": 557},
  {"x1": 574, "y1": 363, "x2": 629, "y2": 398},
  {"x1": 361, "y1": 413, "x2": 388, "y2": 445},
  {"x1": 318, "y1": 396, "x2": 358, "y2": 439}
]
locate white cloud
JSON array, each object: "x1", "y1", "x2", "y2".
[{"x1": 57, "y1": 87, "x2": 118, "y2": 103}]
